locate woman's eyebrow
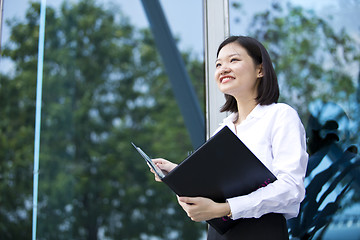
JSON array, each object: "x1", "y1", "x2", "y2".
[{"x1": 215, "y1": 53, "x2": 241, "y2": 63}]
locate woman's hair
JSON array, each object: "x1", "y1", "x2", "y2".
[{"x1": 217, "y1": 36, "x2": 279, "y2": 113}]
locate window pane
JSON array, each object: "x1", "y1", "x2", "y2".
[
  {"x1": 1, "y1": 0, "x2": 205, "y2": 239},
  {"x1": 229, "y1": 1, "x2": 360, "y2": 239},
  {"x1": 0, "y1": 0, "x2": 35, "y2": 239}
]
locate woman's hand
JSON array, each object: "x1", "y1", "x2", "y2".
[
  {"x1": 177, "y1": 196, "x2": 231, "y2": 222},
  {"x1": 150, "y1": 158, "x2": 178, "y2": 182}
]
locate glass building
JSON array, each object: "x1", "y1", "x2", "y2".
[{"x1": 1, "y1": 0, "x2": 359, "y2": 239}]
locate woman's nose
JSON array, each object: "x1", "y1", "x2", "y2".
[{"x1": 219, "y1": 65, "x2": 231, "y2": 74}]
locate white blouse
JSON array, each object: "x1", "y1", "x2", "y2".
[{"x1": 214, "y1": 103, "x2": 308, "y2": 220}]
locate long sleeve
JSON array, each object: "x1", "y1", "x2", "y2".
[{"x1": 222, "y1": 104, "x2": 308, "y2": 220}]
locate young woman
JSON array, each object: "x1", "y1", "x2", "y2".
[{"x1": 151, "y1": 36, "x2": 308, "y2": 240}]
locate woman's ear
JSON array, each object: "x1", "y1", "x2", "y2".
[{"x1": 257, "y1": 64, "x2": 264, "y2": 78}]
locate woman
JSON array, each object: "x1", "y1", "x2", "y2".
[{"x1": 151, "y1": 36, "x2": 308, "y2": 240}]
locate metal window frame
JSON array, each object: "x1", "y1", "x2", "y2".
[{"x1": 204, "y1": 0, "x2": 230, "y2": 139}]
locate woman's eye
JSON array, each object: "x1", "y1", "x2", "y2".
[
  {"x1": 215, "y1": 63, "x2": 221, "y2": 68},
  {"x1": 230, "y1": 58, "x2": 239, "y2": 62}
]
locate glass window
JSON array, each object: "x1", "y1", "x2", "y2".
[
  {"x1": 229, "y1": 1, "x2": 360, "y2": 239},
  {"x1": 1, "y1": 0, "x2": 36, "y2": 238},
  {"x1": 1, "y1": 0, "x2": 205, "y2": 239}
]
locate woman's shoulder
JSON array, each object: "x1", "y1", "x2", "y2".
[
  {"x1": 260, "y1": 103, "x2": 301, "y2": 124},
  {"x1": 267, "y1": 102, "x2": 299, "y2": 115},
  {"x1": 268, "y1": 104, "x2": 304, "y2": 129}
]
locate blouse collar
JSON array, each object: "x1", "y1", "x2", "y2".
[{"x1": 222, "y1": 103, "x2": 275, "y2": 126}]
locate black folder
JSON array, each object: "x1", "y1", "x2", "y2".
[{"x1": 132, "y1": 126, "x2": 277, "y2": 235}]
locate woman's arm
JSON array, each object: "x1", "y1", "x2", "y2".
[
  {"x1": 227, "y1": 106, "x2": 308, "y2": 220},
  {"x1": 177, "y1": 196, "x2": 231, "y2": 222}
]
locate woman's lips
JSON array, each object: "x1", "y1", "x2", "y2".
[{"x1": 220, "y1": 75, "x2": 234, "y2": 84}]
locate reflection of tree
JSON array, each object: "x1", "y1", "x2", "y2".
[
  {"x1": 2, "y1": 0, "x2": 359, "y2": 239},
  {"x1": 233, "y1": 2, "x2": 360, "y2": 120},
  {"x1": 0, "y1": 1, "x2": 204, "y2": 239},
  {"x1": 230, "y1": 1, "x2": 360, "y2": 238}
]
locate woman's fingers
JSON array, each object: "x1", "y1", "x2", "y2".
[{"x1": 152, "y1": 158, "x2": 177, "y2": 173}]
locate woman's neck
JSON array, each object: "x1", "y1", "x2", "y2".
[{"x1": 234, "y1": 99, "x2": 257, "y2": 125}]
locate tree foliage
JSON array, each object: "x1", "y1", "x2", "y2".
[
  {"x1": 1, "y1": 0, "x2": 205, "y2": 239},
  {"x1": 3, "y1": 0, "x2": 360, "y2": 239},
  {"x1": 230, "y1": 1, "x2": 360, "y2": 238},
  {"x1": 243, "y1": 2, "x2": 360, "y2": 120}
]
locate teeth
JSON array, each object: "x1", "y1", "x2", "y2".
[{"x1": 222, "y1": 77, "x2": 233, "y2": 82}]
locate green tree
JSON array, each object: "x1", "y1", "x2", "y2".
[
  {"x1": 1, "y1": 0, "x2": 205, "y2": 239},
  {"x1": 0, "y1": 72, "x2": 34, "y2": 238},
  {"x1": 243, "y1": 0, "x2": 360, "y2": 173},
  {"x1": 241, "y1": 2, "x2": 360, "y2": 121},
  {"x1": 230, "y1": 1, "x2": 360, "y2": 238},
  {"x1": 0, "y1": 2, "x2": 40, "y2": 237}
]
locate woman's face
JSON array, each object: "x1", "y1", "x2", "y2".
[{"x1": 214, "y1": 42, "x2": 262, "y2": 101}]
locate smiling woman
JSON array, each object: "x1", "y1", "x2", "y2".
[
  {"x1": 208, "y1": 36, "x2": 307, "y2": 239},
  {"x1": 216, "y1": 36, "x2": 279, "y2": 123},
  {"x1": 215, "y1": 42, "x2": 262, "y2": 113},
  {"x1": 149, "y1": 35, "x2": 308, "y2": 240}
]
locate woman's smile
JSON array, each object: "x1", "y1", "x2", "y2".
[
  {"x1": 215, "y1": 42, "x2": 261, "y2": 100},
  {"x1": 220, "y1": 75, "x2": 235, "y2": 84}
]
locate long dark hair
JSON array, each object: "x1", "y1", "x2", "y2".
[{"x1": 217, "y1": 36, "x2": 279, "y2": 113}]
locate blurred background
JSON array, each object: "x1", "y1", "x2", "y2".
[{"x1": 1, "y1": 0, "x2": 360, "y2": 239}]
